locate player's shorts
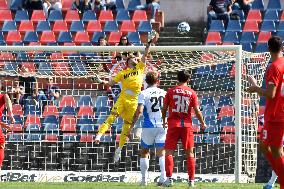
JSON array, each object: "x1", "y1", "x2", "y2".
[
  {"x1": 141, "y1": 128, "x2": 166, "y2": 149},
  {"x1": 260, "y1": 122, "x2": 284, "y2": 147},
  {"x1": 165, "y1": 127, "x2": 194, "y2": 150},
  {"x1": 0, "y1": 143, "x2": 5, "y2": 168},
  {"x1": 111, "y1": 94, "x2": 138, "y2": 123}
]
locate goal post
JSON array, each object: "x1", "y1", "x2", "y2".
[{"x1": 0, "y1": 45, "x2": 270, "y2": 183}]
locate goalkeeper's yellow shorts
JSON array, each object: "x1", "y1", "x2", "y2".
[{"x1": 111, "y1": 94, "x2": 138, "y2": 123}]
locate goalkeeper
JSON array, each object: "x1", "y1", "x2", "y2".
[{"x1": 94, "y1": 32, "x2": 156, "y2": 162}]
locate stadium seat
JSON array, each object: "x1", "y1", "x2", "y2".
[
  {"x1": 103, "y1": 21, "x2": 119, "y2": 32},
  {"x1": 218, "y1": 96, "x2": 233, "y2": 107},
  {"x1": 71, "y1": 61, "x2": 88, "y2": 76},
  {"x1": 0, "y1": 10, "x2": 12, "y2": 22},
  {"x1": 23, "y1": 31, "x2": 38, "y2": 43},
  {"x1": 108, "y1": 31, "x2": 122, "y2": 45},
  {"x1": 86, "y1": 20, "x2": 102, "y2": 34},
  {"x1": 260, "y1": 21, "x2": 276, "y2": 32},
  {"x1": 246, "y1": 10, "x2": 262, "y2": 22},
  {"x1": 60, "y1": 115, "x2": 76, "y2": 132},
  {"x1": 259, "y1": 106, "x2": 265, "y2": 116},
  {"x1": 214, "y1": 63, "x2": 231, "y2": 75},
  {"x1": 82, "y1": 10, "x2": 97, "y2": 22},
  {"x1": 53, "y1": 21, "x2": 68, "y2": 33},
  {"x1": 24, "y1": 105, "x2": 41, "y2": 116},
  {"x1": 48, "y1": 10, "x2": 63, "y2": 21},
  {"x1": 62, "y1": 133, "x2": 77, "y2": 141},
  {"x1": 281, "y1": 11, "x2": 284, "y2": 21},
  {"x1": 98, "y1": 10, "x2": 114, "y2": 22},
  {"x1": 263, "y1": 9, "x2": 279, "y2": 21},
  {"x1": 14, "y1": 10, "x2": 29, "y2": 22},
  {"x1": 10, "y1": 124, "x2": 23, "y2": 132},
  {"x1": 25, "y1": 134, "x2": 42, "y2": 141},
  {"x1": 257, "y1": 31, "x2": 271, "y2": 43},
  {"x1": 260, "y1": 97, "x2": 266, "y2": 106},
  {"x1": 204, "y1": 135, "x2": 220, "y2": 144},
  {"x1": 120, "y1": 20, "x2": 136, "y2": 33},
  {"x1": 65, "y1": 10, "x2": 80, "y2": 23},
  {"x1": 78, "y1": 117, "x2": 95, "y2": 131},
  {"x1": 36, "y1": 21, "x2": 51, "y2": 32},
  {"x1": 77, "y1": 96, "x2": 93, "y2": 107},
  {"x1": 60, "y1": 106, "x2": 76, "y2": 116},
  {"x1": 241, "y1": 42, "x2": 253, "y2": 52},
  {"x1": 255, "y1": 43, "x2": 268, "y2": 53},
  {"x1": 132, "y1": 10, "x2": 148, "y2": 22},
  {"x1": 95, "y1": 114, "x2": 108, "y2": 128},
  {"x1": 70, "y1": 21, "x2": 85, "y2": 33},
  {"x1": 220, "y1": 116, "x2": 235, "y2": 127},
  {"x1": 95, "y1": 96, "x2": 109, "y2": 108},
  {"x1": 45, "y1": 134, "x2": 58, "y2": 141},
  {"x1": 78, "y1": 106, "x2": 94, "y2": 117},
  {"x1": 62, "y1": 0, "x2": 73, "y2": 10},
  {"x1": 90, "y1": 32, "x2": 105, "y2": 44},
  {"x1": 2, "y1": 21, "x2": 17, "y2": 32},
  {"x1": 6, "y1": 31, "x2": 22, "y2": 44},
  {"x1": 4, "y1": 62, "x2": 18, "y2": 74},
  {"x1": 43, "y1": 105, "x2": 59, "y2": 117},
  {"x1": 80, "y1": 134, "x2": 94, "y2": 142},
  {"x1": 202, "y1": 106, "x2": 217, "y2": 117},
  {"x1": 116, "y1": 0, "x2": 126, "y2": 9},
  {"x1": 116, "y1": 9, "x2": 130, "y2": 21},
  {"x1": 19, "y1": 21, "x2": 35, "y2": 33},
  {"x1": 17, "y1": 52, "x2": 29, "y2": 61},
  {"x1": 24, "y1": 115, "x2": 41, "y2": 128},
  {"x1": 223, "y1": 32, "x2": 239, "y2": 44},
  {"x1": 138, "y1": 21, "x2": 152, "y2": 33},
  {"x1": 196, "y1": 65, "x2": 212, "y2": 74},
  {"x1": 205, "y1": 32, "x2": 222, "y2": 45},
  {"x1": 252, "y1": 0, "x2": 264, "y2": 10},
  {"x1": 208, "y1": 20, "x2": 225, "y2": 33},
  {"x1": 278, "y1": 21, "x2": 284, "y2": 31},
  {"x1": 57, "y1": 31, "x2": 73, "y2": 43},
  {"x1": 12, "y1": 104, "x2": 23, "y2": 116},
  {"x1": 267, "y1": 0, "x2": 282, "y2": 10},
  {"x1": 0, "y1": 33, "x2": 5, "y2": 45},
  {"x1": 128, "y1": 0, "x2": 142, "y2": 11},
  {"x1": 40, "y1": 31, "x2": 56, "y2": 44},
  {"x1": 243, "y1": 21, "x2": 259, "y2": 32},
  {"x1": 8, "y1": 134, "x2": 23, "y2": 141},
  {"x1": 26, "y1": 123, "x2": 41, "y2": 132},
  {"x1": 218, "y1": 106, "x2": 234, "y2": 118},
  {"x1": 31, "y1": 10, "x2": 46, "y2": 22},
  {"x1": 74, "y1": 31, "x2": 90, "y2": 45},
  {"x1": 0, "y1": 0, "x2": 8, "y2": 9},
  {"x1": 226, "y1": 20, "x2": 242, "y2": 32},
  {"x1": 59, "y1": 95, "x2": 76, "y2": 108},
  {"x1": 201, "y1": 97, "x2": 215, "y2": 107},
  {"x1": 127, "y1": 32, "x2": 141, "y2": 44},
  {"x1": 21, "y1": 62, "x2": 36, "y2": 73},
  {"x1": 52, "y1": 62, "x2": 71, "y2": 76},
  {"x1": 240, "y1": 32, "x2": 256, "y2": 44}
]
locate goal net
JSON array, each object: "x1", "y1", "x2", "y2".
[{"x1": 0, "y1": 45, "x2": 270, "y2": 183}]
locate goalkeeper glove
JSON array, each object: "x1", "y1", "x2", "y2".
[
  {"x1": 147, "y1": 30, "x2": 157, "y2": 44},
  {"x1": 92, "y1": 74, "x2": 103, "y2": 84}
]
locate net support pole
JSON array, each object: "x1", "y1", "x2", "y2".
[{"x1": 235, "y1": 45, "x2": 242, "y2": 183}]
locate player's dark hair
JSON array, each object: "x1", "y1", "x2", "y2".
[
  {"x1": 177, "y1": 70, "x2": 190, "y2": 83},
  {"x1": 268, "y1": 36, "x2": 283, "y2": 53},
  {"x1": 145, "y1": 71, "x2": 159, "y2": 86}
]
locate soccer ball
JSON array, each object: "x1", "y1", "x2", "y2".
[{"x1": 177, "y1": 22, "x2": 190, "y2": 35}]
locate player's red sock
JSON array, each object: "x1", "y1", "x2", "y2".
[
  {"x1": 187, "y1": 156, "x2": 195, "y2": 181},
  {"x1": 165, "y1": 154, "x2": 174, "y2": 177},
  {"x1": 273, "y1": 156, "x2": 284, "y2": 188}
]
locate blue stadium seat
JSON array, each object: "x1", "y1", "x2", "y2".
[
  {"x1": 201, "y1": 97, "x2": 215, "y2": 107},
  {"x1": 205, "y1": 134, "x2": 220, "y2": 144},
  {"x1": 116, "y1": 0, "x2": 126, "y2": 9},
  {"x1": 77, "y1": 96, "x2": 93, "y2": 107},
  {"x1": 202, "y1": 106, "x2": 217, "y2": 117},
  {"x1": 267, "y1": 0, "x2": 282, "y2": 10},
  {"x1": 26, "y1": 124, "x2": 41, "y2": 132},
  {"x1": 260, "y1": 97, "x2": 266, "y2": 106},
  {"x1": 252, "y1": 0, "x2": 264, "y2": 10},
  {"x1": 209, "y1": 20, "x2": 225, "y2": 33},
  {"x1": 103, "y1": 21, "x2": 119, "y2": 32},
  {"x1": 127, "y1": 32, "x2": 141, "y2": 44},
  {"x1": 2, "y1": 21, "x2": 17, "y2": 32},
  {"x1": 57, "y1": 32, "x2": 73, "y2": 43},
  {"x1": 205, "y1": 124, "x2": 219, "y2": 132},
  {"x1": 14, "y1": 115, "x2": 24, "y2": 125},
  {"x1": 278, "y1": 21, "x2": 284, "y2": 31},
  {"x1": 10, "y1": 0, "x2": 24, "y2": 11},
  {"x1": 260, "y1": 21, "x2": 276, "y2": 32},
  {"x1": 263, "y1": 9, "x2": 279, "y2": 21},
  {"x1": 24, "y1": 105, "x2": 41, "y2": 116},
  {"x1": 223, "y1": 32, "x2": 239, "y2": 44},
  {"x1": 255, "y1": 43, "x2": 268, "y2": 53},
  {"x1": 192, "y1": 117, "x2": 199, "y2": 125},
  {"x1": 95, "y1": 115, "x2": 108, "y2": 127},
  {"x1": 218, "y1": 96, "x2": 233, "y2": 107},
  {"x1": 241, "y1": 42, "x2": 253, "y2": 52},
  {"x1": 8, "y1": 134, "x2": 23, "y2": 141},
  {"x1": 138, "y1": 21, "x2": 152, "y2": 33},
  {"x1": 113, "y1": 117, "x2": 123, "y2": 132},
  {"x1": 95, "y1": 96, "x2": 109, "y2": 108},
  {"x1": 25, "y1": 134, "x2": 42, "y2": 141},
  {"x1": 82, "y1": 10, "x2": 97, "y2": 22},
  {"x1": 63, "y1": 134, "x2": 77, "y2": 141},
  {"x1": 70, "y1": 21, "x2": 85, "y2": 33},
  {"x1": 214, "y1": 63, "x2": 231, "y2": 75},
  {"x1": 101, "y1": 135, "x2": 112, "y2": 142},
  {"x1": 226, "y1": 20, "x2": 242, "y2": 32},
  {"x1": 91, "y1": 32, "x2": 105, "y2": 44},
  {"x1": 38, "y1": 62, "x2": 53, "y2": 75},
  {"x1": 36, "y1": 21, "x2": 51, "y2": 32},
  {"x1": 96, "y1": 107, "x2": 111, "y2": 117},
  {"x1": 276, "y1": 31, "x2": 284, "y2": 39},
  {"x1": 48, "y1": 10, "x2": 63, "y2": 21},
  {"x1": 194, "y1": 135, "x2": 203, "y2": 143},
  {"x1": 17, "y1": 52, "x2": 29, "y2": 61},
  {"x1": 60, "y1": 106, "x2": 76, "y2": 116},
  {"x1": 4, "y1": 62, "x2": 18, "y2": 74},
  {"x1": 43, "y1": 115, "x2": 59, "y2": 132},
  {"x1": 116, "y1": 9, "x2": 130, "y2": 21},
  {"x1": 128, "y1": 0, "x2": 141, "y2": 10},
  {"x1": 23, "y1": 31, "x2": 39, "y2": 43},
  {"x1": 240, "y1": 32, "x2": 256, "y2": 44},
  {"x1": 14, "y1": 10, "x2": 29, "y2": 22},
  {"x1": 220, "y1": 116, "x2": 235, "y2": 127},
  {"x1": 78, "y1": 117, "x2": 95, "y2": 131},
  {"x1": 196, "y1": 65, "x2": 212, "y2": 74},
  {"x1": 71, "y1": 62, "x2": 88, "y2": 76}
]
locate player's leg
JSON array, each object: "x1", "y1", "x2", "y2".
[
  {"x1": 155, "y1": 127, "x2": 167, "y2": 185},
  {"x1": 181, "y1": 127, "x2": 195, "y2": 187},
  {"x1": 264, "y1": 170, "x2": 277, "y2": 189},
  {"x1": 0, "y1": 143, "x2": 4, "y2": 170}
]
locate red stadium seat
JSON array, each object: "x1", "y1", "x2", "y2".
[
  {"x1": 31, "y1": 10, "x2": 46, "y2": 22},
  {"x1": 12, "y1": 104, "x2": 23, "y2": 116},
  {"x1": 98, "y1": 10, "x2": 114, "y2": 22},
  {"x1": 80, "y1": 134, "x2": 94, "y2": 142},
  {"x1": 74, "y1": 31, "x2": 90, "y2": 45},
  {"x1": 120, "y1": 20, "x2": 136, "y2": 33},
  {"x1": 43, "y1": 105, "x2": 59, "y2": 117},
  {"x1": 247, "y1": 10, "x2": 262, "y2": 22},
  {"x1": 0, "y1": 0, "x2": 8, "y2": 9},
  {"x1": 86, "y1": 20, "x2": 102, "y2": 34},
  {"x1": 25, "y1": 115, "x2": 41, "y2": 128},
  {"x1": 40, "y1": 31, "x2": 56, "y2": 44},
  {"x1": 257, "y1": 31, "x2": 271, "y2": 43},
  {"x1": 0, "y1": 10, "x2": 12, "y2": 22},
  {"x1": 11, "y1": 124, "x2": 23, "y2": 132},
  {"x1": 259, "y1": 106, "x2": 265, "y2": 115},
  {"x1": 18, "y1": 21, "x2": 35, "y2": 33},
  {"x1": 222, "y1": 126, "x2": 235, "y2": 133},
  {"x1": 50, "y1": 52, "x2": 64, "y2": 60},
  {"x1": 218, "y1": 106, "x2": 234, "y2": 118},
  {"x1": 62, "y1": 0, "x2": 73, "y2": 11},
  {"x1": 220, "y1": 134, "x2": 235, "y2": 143},
  {"x1": 205, "y1": 32, "x2": 221, "y2": 44},
  {"x1": 242, "y1": 116, "x2": 254, "y2": 124},
  {"x1": 29, "y1": 41, "x2": 41, "y2": 46},
  {"x1": 281, "y1": 11, "x2": 284, "y2": 21},
  {"x1": 53, "y1": 20, "x2": 68, "y2": 33},
  {"x1": 78, "y1": 106, "x2": 94, "y2": 117},
  {"x1": 132, "y1": 10, "x2": 148, "y2": 22},
  {"x1": 21, "y1": 62, "x2": 36, "y2": 73},
  {"x1": 52, "y1": 62, "x2": 72, "y2": 76},
  {"x1": 60, "y1": 115, "x2": 76, "y2": 132},
  {"x1": 59, "y1": 95, "x2": 76, "y2": 108},
  {"x1": 108, "y1": 31, "x2": 122, "y2": 45},
  {"x1": 65, "y1": 10, "x2": 80, "y2": 23},
  {"x1": 45, "y1": 134, "x2": 58, "y2": 141},
  {"x1": 6, "y1": 31, "x2": 22, "y2": 44},
  {"x1": 243, "y1": 20, "x2": 259, "y2": 32}
]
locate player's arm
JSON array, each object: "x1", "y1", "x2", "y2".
[
  {"x1": 4, "y1": 94, "x2": 14, "y2": 124},
  {"x1": 247, "y1": 75, "x2": 277, "y2": 99},
  {"x1": 141, "y1": 43, "x2": 151, "y2": 64},
  {"x1": 193, "y1": 106, "x2": 207, "y2": 132},
  {"x1": 161, "y1": 103, "x2": 168, "y2": 129},
  {"x1": 128, "y1": 104, "x2": 144, "y2": 137},
  {"x1": 92, "y1": 75, "x2": 118, "y2": 88}
]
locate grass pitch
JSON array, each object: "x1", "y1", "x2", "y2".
[{"x1": 0, "y1": 182, "x2": 274, "y2": 189}]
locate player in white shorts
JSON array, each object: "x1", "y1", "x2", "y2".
[{"x1": 128, "y1": 71, "x2": 167, "y2": 186}]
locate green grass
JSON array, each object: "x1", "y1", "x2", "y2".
[{"x1": 0, "y1": 182, "x2": 275, "y2": 189}]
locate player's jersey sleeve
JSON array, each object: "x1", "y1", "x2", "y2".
[
  {"x1": 136, "y1": 61, "x2": 145, "y2": 71},
  {"x1": 190, "y1": 90, "x2": 199, "y2": 108},
  {"x1": 138, "y1": 92, "x2": 145, "y2": 105},
  {"x1": 267, "y1": 64, "x2": 281, "y2": 87},
  {"x1": 112, "y1": 70, "x2": 123, "y2": 83}
]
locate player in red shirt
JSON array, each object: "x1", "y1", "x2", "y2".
[
  {"x1": 161, "y1": 70, "x2": 206, "y2": 187},
  {"x1": 247, "y1": 36, "x2": 284, "y2": 189},
  {"x1": 0, "y1": 93, "x2": 14, "y2": 170}
]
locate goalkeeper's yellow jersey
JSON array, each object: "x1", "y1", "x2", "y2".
[{"x1": 112, "y1": 61, "x2": 145, "y2": 97}]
